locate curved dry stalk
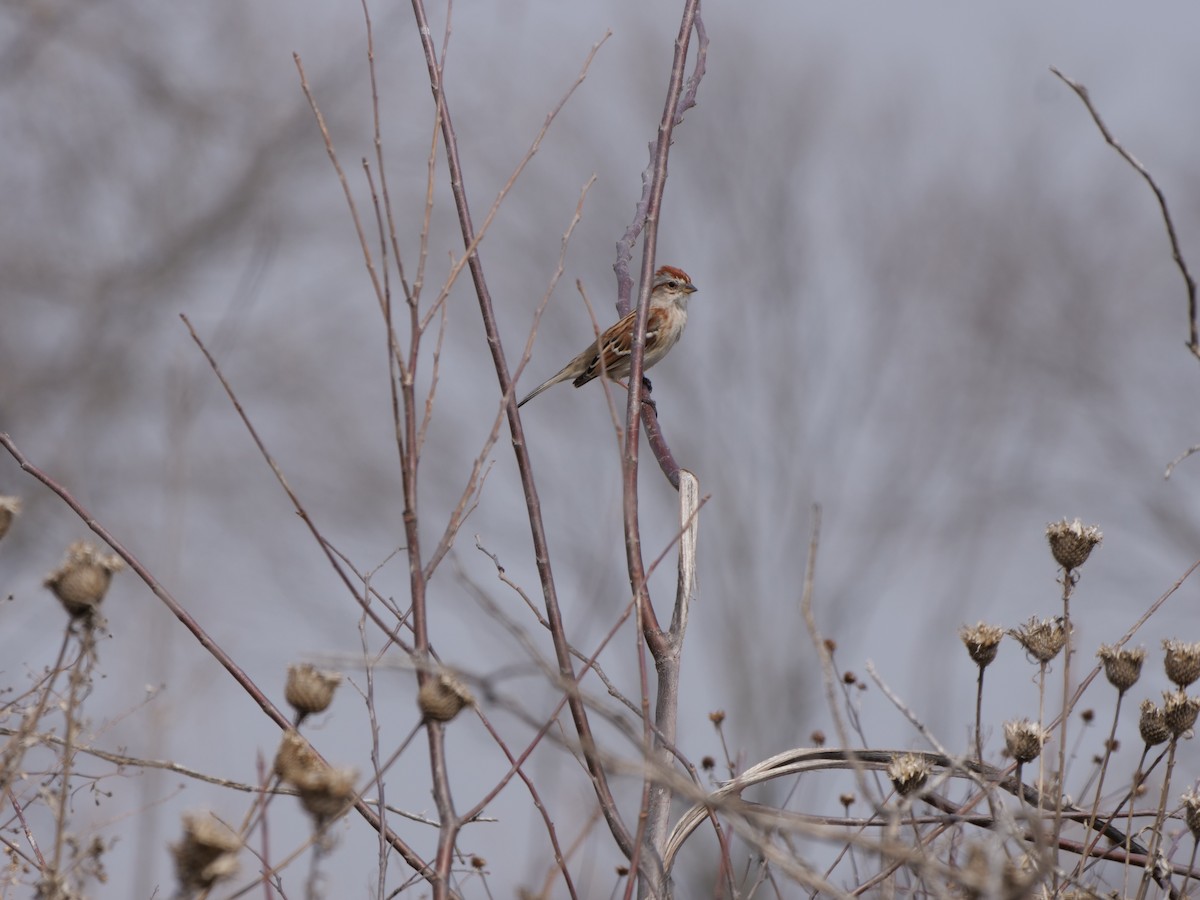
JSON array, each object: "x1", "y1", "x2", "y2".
[{"x1": 661, "y1": 747, "x2": 1155, "y2": 888}]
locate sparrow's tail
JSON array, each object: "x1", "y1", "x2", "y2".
[{"x1": 517, "y1": 370, "x2": 570, "y2": 408}]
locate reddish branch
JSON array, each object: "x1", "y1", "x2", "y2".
[
  {"x1": 406, "y1": 0, "x2": 638, "y2": 884},
  {"x1": 610, "y1": 4, "x2": 707, "y2": 897}
]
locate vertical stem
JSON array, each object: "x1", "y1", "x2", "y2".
[
  {"x1": 1053, "y1": 574, "x2": 1074, "y2": 885},
  {"x1": 1074, "y1": 691, "x2": 1124, "y2": 879},
  {"x1": 1135, "y1": 737, "x2": 1178, "y2": 900},
  {"x1": 973, "y1": 667, "x2": 985, "y2": 763}
]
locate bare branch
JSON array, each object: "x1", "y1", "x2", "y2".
[
  {"x1": 1051, "y1": 66, "x2": 1199, "y2": 361},
  {"x1": 406, "y1": 0, "x2": 636, "y2": 866}
]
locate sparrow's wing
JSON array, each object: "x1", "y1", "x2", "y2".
[{"x1": 572, "y1": 307, "x2": 671, "y2": 388}]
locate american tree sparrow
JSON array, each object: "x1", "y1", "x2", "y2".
[{"x1": 518, "y1": 265, "x2": 697, "y2": 408}]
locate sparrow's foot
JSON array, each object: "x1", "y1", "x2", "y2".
[{"x1": 640, "y1": 377, "x2": 657, "y2": 414}]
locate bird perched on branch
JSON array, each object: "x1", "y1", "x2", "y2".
[{"x1": 517, "y1": 265, "x2": 697, "y2": 408}]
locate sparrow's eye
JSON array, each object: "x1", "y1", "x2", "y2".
[{"x1": 667, "y1": 280, "x2": 678, "y2": 288}]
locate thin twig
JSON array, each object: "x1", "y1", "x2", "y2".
[
  {"x1": 406, "y1": 0, "x2": 635, "y2": 866},
  {"x1": 1051, "y1": 66, "x2": 1199, "y2": 361}
]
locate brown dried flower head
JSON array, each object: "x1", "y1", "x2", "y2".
[
  {"x1": 273, "y1": 730, "x2": 322, "y2": 784},
  {"x1": 1163, "y1": 690, "x2": 1200, "y2": 737},
  {"x1": 1163, "y1": 640, "x2": 1200, "y2": 688},
  {"x1": 170, "y1": 812, "x2": 241, "y2": 891},
  {"x1": 44, "y1": 540, "x2": 125, "y2": 618},
  {"x1": 1097, "y1": 644, "x2": 1145, "y2": 693},
  {"x1": 297, "y1": 765, "x2": 358, "y2": 824},
  {"x1": 1045, "y1": 518, "x2": 1102, "y2": 571},
  {"x1": 272, "y1": 731, "x2": 357, "y2": 824},
  {"x1": 418, "y1": 671, "x2": 474, "y2": 723},
  {"x1": 1004, "y1": 719, "x2": 1050, "y2": 764},
  {"x1": 0, "y1": 496, "x2": 21, "y2": 541},
  {"x1": 1010, "y1": 617, "x2": 1069, "y2": 664},
  {"x1": 960, "y1": 622, "x2": 1004, "y2": 668},
  {"x1": 285, "y1": 663, "x2": 342, "y2": 721},
  {"x1": 1139, "y1": 699, "x2": 1170, "y2": 746},
  {"x1": 886, "y1": 752, "x2": 930, "y2": 797},
  {"x1": 1183, "y1": 789, "x2": 1200, "y2": 840}
]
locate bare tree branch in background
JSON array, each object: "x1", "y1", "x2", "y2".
[
  {"x1": 1050, "y1": 67, "x2": 1200, "y2": 482},
  {"x1": 1051, "y1": 67, "x2": 1198, "y2": 361}
]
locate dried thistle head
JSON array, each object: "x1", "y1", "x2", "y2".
[
  {"x1": 273, "y1": 730, "x2": 322, "y2": 784},
  {"x1": 1045, "y1": 518, "x2": 1102, "y2": 571},
  {"x1": 1163, "y1": 640, "x2": 1200, "y2": 688},
  {"x1": 1163, "y1": 690, "x2": 1200, "y2": 737},
  {"x1": 285, "y1": 663, "x2": 342, "y2": 722},
  {"x1": 170, "y1": 812, "x2": 241, "y2": 891},
  {"x1": 960, "y1": 622, "x2": 1004, "y2": 669},
  {"x1": 886, "y1": 752, "x2": 930, "y2": 797},
  {"x1": 296, "y1": 766, "x2": 358, "y2": 825},
  {"x1": 1004, "y1": 719, "x2": 1050, "y2": 764},
  {"x1": 272, "y1": 730, "x2": 357, "y2": 825},
  {"x1": 418, "y1": 671, "x2": 474, "y2": 723},
  {"x1": 1097, "y1": 644, "x2": 1145, "y2": 693},
  {"x1": 44, "y1": 541, "x2": 125, "y2": 618},
  {"x1": 0, "y1": 496, "x2": 21, "y2": 541},
  {"x1": 1183, "y1": 789, "x2": 1200, "y2": 840},
  {"x1": 1139, "y1": 699, "x2": 1170, "y2": 747},
  {"x1": 1009, "y1": 617, "x2": 1069, "y2": 664}
]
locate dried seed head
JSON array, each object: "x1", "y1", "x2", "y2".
[
  {"x1": 886, "y1": 752, "x2": 930, "y2": 797},
  {"x1": 170, "y1": 812, "x2": 241, "y2": 891},
  {"x1": 285, "y1": 664, "x2": 342, "y2": 721},
  {"x1": 0, "y1": 496, "x2": 21, "y2": 541},
  {"x1": 1183, "y1": 789, "x2": 1200, "y2": 840},
  {"x1": 1163, "y1": 690, "x2": 1200, "y2": 737},
  {"x1": 960, "y1": 622, "x2": 1004, "y2": 668},
  {"x1": 1010, "y1": 617, "x2": 1069, "y2": 664},
  {"x1": 417, "y1": 672, "x2": 474, "y2": 723},
  {"x1": 44, "y1": 541, "x2": 125, "y2": 618},
  {"x1": 1045, "y1": 518, "x2": 1102, "y2": 570},
  {"x1": 1004, "y1": 719, "x2": 1050, "y2": 764},
  {"x1": 1097, "y1": 644, "x2": 1145, "y2": 692},
  {"x1": 1139, "y1": 699, "x2": 1170, "y2": 746},
  {"x1": 272, "y1": 731, "x2": 357, "y2": 824},
  {"x1": 273, "y1": 730, "x2": 322, "y2": 784},
  {"x1": 1163, "y1": 640, "x2": 1200, "y2": 688},
  {"x1": 708, "y1": 710, "x2": 726, "y2": 726},
  {"x1": 297, "y1": 766, "x2": 357, "y2": 824}
]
